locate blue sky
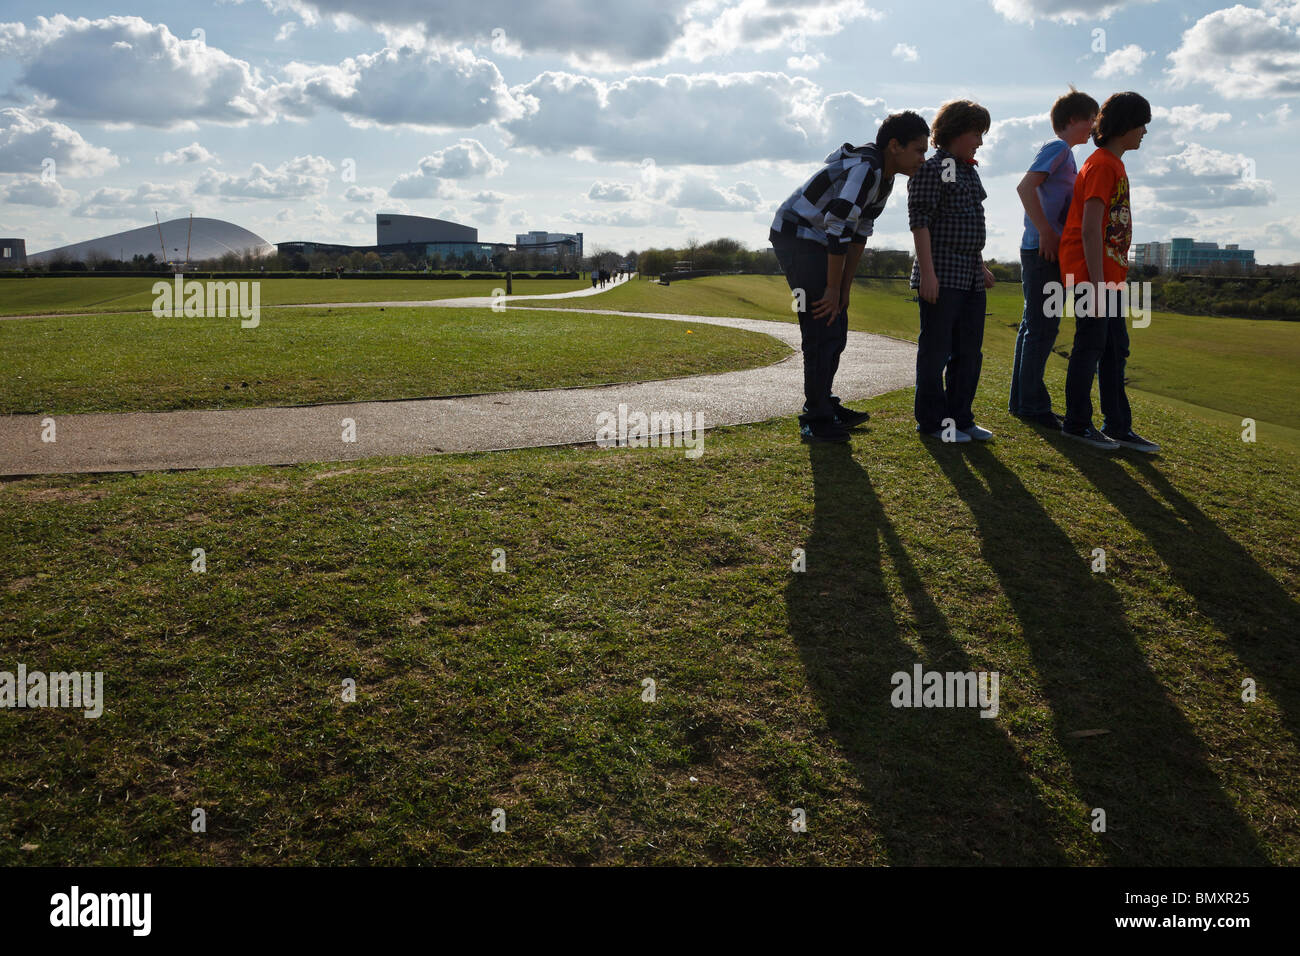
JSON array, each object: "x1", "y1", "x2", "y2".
[{"x1": 2, "y1": 0, "x2": 1298, "y2": 262}]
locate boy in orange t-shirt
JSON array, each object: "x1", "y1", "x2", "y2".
[{"x1": 1058, "y1": 91, "x2": 1159, "y2": 453}]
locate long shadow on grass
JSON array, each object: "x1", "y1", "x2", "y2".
[
  {"x1": 785, "y1": 443, "x2": 1069, "y2": 864},
  {"x1": 1052, "y1": 442, "x2": 1300, "y2": 749},
  {"x1": 927, "y1": 441, "x2": 1268, "y2": 865}
]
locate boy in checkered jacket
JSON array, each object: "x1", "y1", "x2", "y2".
[
  {"x1": 909, "y1": 99, "x2": 996, "y2": 444},
  {"x1": 770, "y1": 110, "x2": 931, "y2": 443}
]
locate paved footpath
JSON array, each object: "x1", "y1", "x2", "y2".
[{"x1": 0, "y1": 279, "x2": 915, "y2": 476}]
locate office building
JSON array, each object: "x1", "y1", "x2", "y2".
[{"x1": 1132, "y1": 238, "x2": 1255, "y2": 273}]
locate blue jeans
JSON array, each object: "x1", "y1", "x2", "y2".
[
  {"x1": 1063, "y1": 292, "x2": 1132, "y2": 435},
  {"x1": 1010, "y1": 249, "x2": 1062, "y2": 417},
  {"x1": 914, "y1": 286, "x2": 986, "y2": 433}
]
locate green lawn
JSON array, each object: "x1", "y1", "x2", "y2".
[
  {"x1": 0, "y1": 276, "x2": 589, "y2": 315},
  {"x1": 0, "y1": 307, "x2": 790, "y2": 414},
  {"x1": 555, "y1": 275, "x2": 1300, "y2": 451},
  {"x1": 2, "y1": 391, "x2": 1297, "y2": 864},
  {"x1": 2, "y1": 273, "x2": 1297, "y2": 866}
]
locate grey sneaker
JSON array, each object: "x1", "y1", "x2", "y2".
[
  {"x1": 1104, "y1": 429, "x2": 1160, "y2": 453},
  {"x1": 1062, "y1": 425, "x2": 1120, "y2": 450},
  {"x1": 959, "y1": 424, "x2": 994, "y2": 441}
]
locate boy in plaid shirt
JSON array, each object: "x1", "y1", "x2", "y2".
[{"x1": 909, "y1": 99, "x2": 996, "y2": 443}]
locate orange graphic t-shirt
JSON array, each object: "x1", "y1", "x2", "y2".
[{"x1": 1058, "y1": 148, "x2": 1130, "y2": 286}]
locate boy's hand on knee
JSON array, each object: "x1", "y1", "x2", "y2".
[{"x1": 811, "y1": 289, "x2": 841, "y2": 323}]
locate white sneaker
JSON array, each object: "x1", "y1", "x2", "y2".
[
  {"x1": 919, "y1": 425, "x2": 972, "y2": 443},
  {"x1": 959, "y1": 424, "x2": 994, "y2": 441}
]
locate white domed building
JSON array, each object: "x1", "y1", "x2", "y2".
[{"x1": 26, "y1": 217, "x2": 274, "y2": 266}]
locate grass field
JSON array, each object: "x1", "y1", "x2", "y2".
[
  {"x1": 1, "y1": 275, "x2": 1297, "y2": 865},
  {"x1": 545, "y1": 275, "x2": 1300, "y2": 451},
  {"x1": 0, "y1": 307, "x2": 790, "y2": 414},
  {"x1": 2, "y1": 391, "x2": 1297, "y2": 864},
  {"x1": 0, "y1": 276, "x2": 589, "y2": 316}
]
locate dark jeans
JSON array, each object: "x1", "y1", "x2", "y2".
[
  {"x1": 915, "y1": 286, "x2": 986, "y2": 432},
  {"x1": 771, "y1": 236, "x2": 848, "y2": 428},
  {"x1": 1063, "y1": 292, "x2": 1131, "y2": 434},
  {"x1": 1010, "y1": 249, "x2": 1061, "y2": 416}
]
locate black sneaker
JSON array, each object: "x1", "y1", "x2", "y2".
[
  {"x1": 1103, "y1": 429, "x2": 1160, "y2": 453},
  {"x1": 800, "y1": 422, "x2": 850, "y2": 443},
  {"x1": 1061, "y1": 425, "x2": 1120, "y2": 450},
  {"x1": 833, "y1": 404, "x2": 871, "y2": 427},
  {"x1": 804, "y1": 403, "x2": 870, "y2": 428},
  {"x1": 1023, "y1": 411, "x2": 1064, "y2": 428}
]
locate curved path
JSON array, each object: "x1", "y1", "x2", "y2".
[{"x1": 0, "y1": 280, "x2": 915, "y2": 476}]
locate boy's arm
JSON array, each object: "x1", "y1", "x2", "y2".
[
  {"x1": 1080, "y1": 197, "x2": 1106, "y2": 315},
  {"x1": 823, "y1": 163, "x2": 873, "y2": 257},
  {"x1": 911, "y1": 227, "x2": 938, "y2": 304},
  {"x1": 812, "y1": 253, "x2": 845, "y2": 324},
  {"x1": 812, "y1": 164, "x2": 877, "y2": 323},
  {"x1": 908, "y1": 161, "x2": 940, "y2": 304},
  {"x1": 1016, "y1": 171, "x2": 1057, "y2": 260},
  {"x1": 840, "y1": 241, "x2": 866, "y2": 309}
]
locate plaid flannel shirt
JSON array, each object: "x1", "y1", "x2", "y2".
[
  {"x1": 770, "y1": 143, "x2": 893, "y2": 254},
  {"x1": 908, "y1": 148, "x2": 987, "y2": 291}
]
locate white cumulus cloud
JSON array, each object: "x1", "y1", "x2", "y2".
[
  {"x1": 0, "y1": 106, "x2": 119, "y2": 176},
  {"x1": 1094, "y1": 43, "x2": 1148, "y2": 79},
  {"x1": 0, "y1": 15, "x2": 270, "y2": 127},
  {"x1": 1167, "y1": 2, "x2": 1300, "y2": 98}
]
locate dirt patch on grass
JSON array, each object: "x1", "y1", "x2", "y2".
[
  {"x1": 8, "y1": 484, "x2": 112, "y2": 504},
  {"x1": 304, "y1": 465, "x2": 412, "y2": 485},
  {"x1": 220, "y1": 478, "x2": 293, "y2": 494}
]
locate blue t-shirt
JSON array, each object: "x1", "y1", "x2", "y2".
[{"x1": 1021, "y1": 139, "x2": 1077, "y2": 250}]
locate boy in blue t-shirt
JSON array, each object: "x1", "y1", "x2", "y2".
[{"x1": 1009, "y1": 89, "x2": 1098, "y2": 427}]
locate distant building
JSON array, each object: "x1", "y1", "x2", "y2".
[
  {"x1": 279, "y1": 213, "x2": 506, "y2": 266},
  {"x1": 1132, "y1": 238, "x2": 1256, "y2": 273},
  {"x1": 515, "y1": 230, "x2": 583, "y2": 260},
  {"x1": 26, "y1": 219, "x2": 273, "y2": 266},
  {"x1": 378, "y1": 214, "x2": 476, "y2": 245},
  {"x1": 0, "y1": 238, "x2": 26, "y2": 269}
]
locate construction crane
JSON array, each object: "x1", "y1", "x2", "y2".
[{"x1": 155, "y1": 211, "x2": 167, "y2": 265}]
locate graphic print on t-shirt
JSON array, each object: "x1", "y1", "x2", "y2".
[{"x1": 1105, "y1": 173, "x2": 1131, "y2": 274}]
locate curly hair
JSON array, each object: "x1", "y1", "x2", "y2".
[{"x1": 931, "y1": 99, "x2": 991, "y2": 150}]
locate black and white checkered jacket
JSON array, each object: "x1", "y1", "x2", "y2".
[
  {"x1": 770, "y1": 143, "x2": 893, "y2": 255},
  {"x1": 908, "y1": 148, "x2": 987, "y2": 291}
]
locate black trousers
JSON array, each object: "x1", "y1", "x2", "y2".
[
  {"x1": 914, "y1": 286, "x2": 986, "y2": 433},
  {"x1": 771, "y1": 236, "x2": 848, "y2": 427},
  {"x1": 1063, "y1": 292, "x2": 1131, "y2": 435}
]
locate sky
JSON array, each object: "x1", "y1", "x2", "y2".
[{"x1": 2, "y1": 0, "x2": 1299, "y2": 263}]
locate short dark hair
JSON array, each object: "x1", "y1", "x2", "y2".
[
  {"x1": 1051, "y1": 87, "x2": 1099, "y2": 132},
  {"x1": 1093, "y1": 91, "x2": 1151, "y2": 146},
  {"x1": 931, "y1": 99, "x2": 991, "y2": 149},
  {"x1": 875, "y1": 111, "x2": 930, "y2": 150}
]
